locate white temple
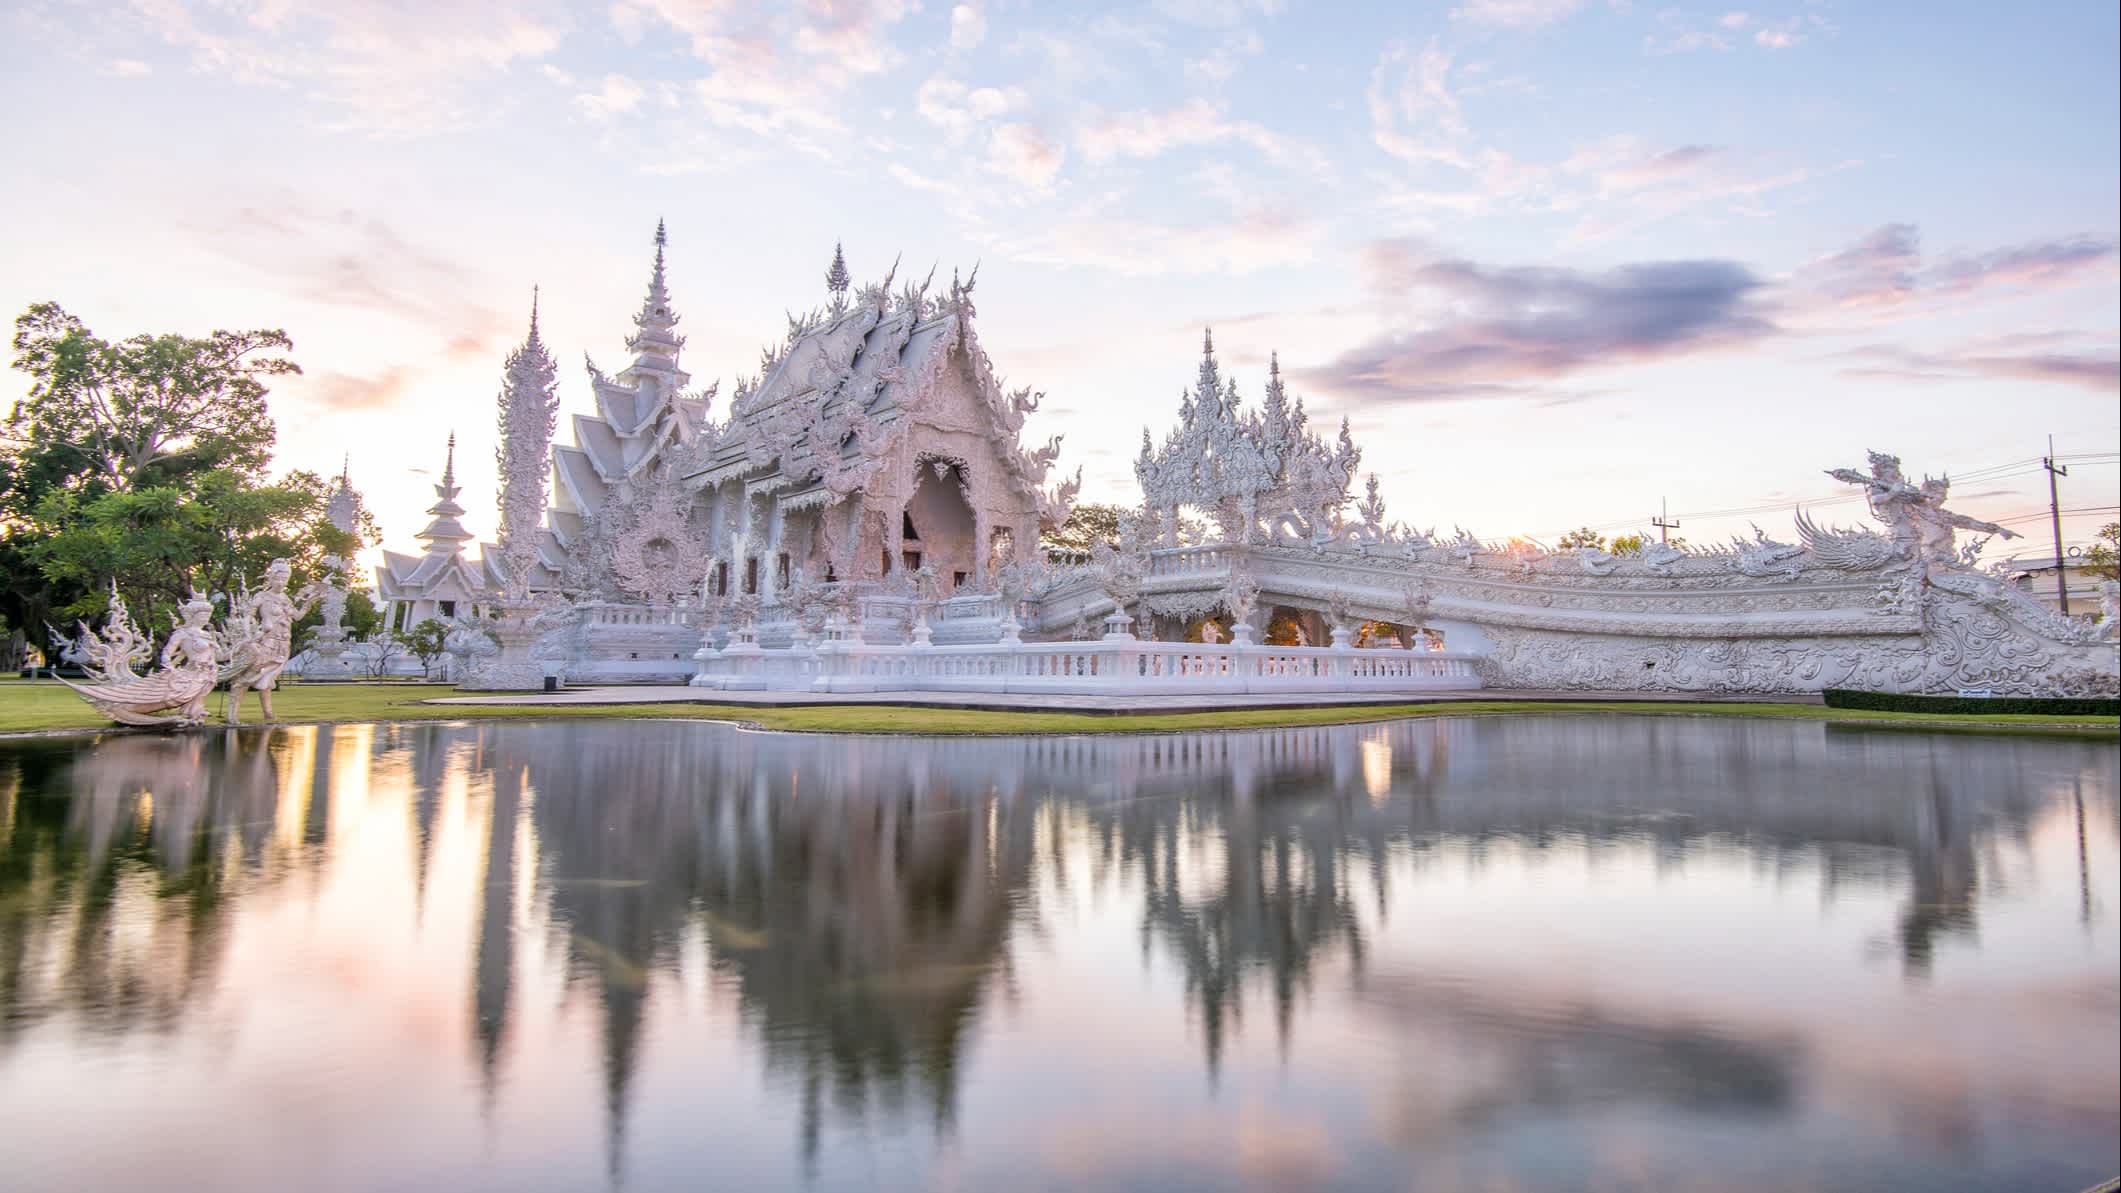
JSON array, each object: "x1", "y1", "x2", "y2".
[{"x1": 380, "y1": 224, "x2": 2117, "y2": 698}]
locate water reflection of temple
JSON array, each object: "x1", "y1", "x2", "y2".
[{"x1": 0, "y1": 716, "x2": 2112, "y2": 1180}]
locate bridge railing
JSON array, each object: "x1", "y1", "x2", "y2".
[{"x1": 692, "y1": 631, "x2": 1481, "y2": 695}]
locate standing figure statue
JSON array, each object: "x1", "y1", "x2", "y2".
[
  {"x1": 221, "y1": 559, "x2": 323, "y2": 724},
  {"x1": 58, "y1": 591, "x2": 223, "y2": 727},
  {"x1": 1826, "y1": 451, "x2": 2018, "y2": 565}
]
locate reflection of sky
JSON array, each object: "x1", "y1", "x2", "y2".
[{"x1": 0, "y1": 717, "x2": 2114, "y2": 1193}]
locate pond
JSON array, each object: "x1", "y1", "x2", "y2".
[{"x1": 0, "y1": 716, "x2": 2114, "y2": 1193}]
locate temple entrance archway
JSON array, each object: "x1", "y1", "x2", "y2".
[{"x1": 905, "y1": 458, "x2": 977, "y2": 594}]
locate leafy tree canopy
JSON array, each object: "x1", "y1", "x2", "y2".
[
  {"x1": 1041, "y1": 502, "x2": 1129, "y2": 556},
  {"x1": 1557, "y1": 527, "x2": 1607, "y2": 551},
  {"x1": 3, "y1": 302, "x2": 368, "y2": 647}
]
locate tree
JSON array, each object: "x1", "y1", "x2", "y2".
[
  {"x1": 1609, "y1": 533, "x2": 1646, "y2": 555},
  {"x1": 399, "y1": 618, "x2": 451, "y2": 679},
  {"x1": 1041, "y1": 502, "x2": 1129, "y2": 557},
  {"x1": 2083, "y1": 522, "x2": 2120, "y2": 582},
  {"x1": 7, "y1": 301, "x2": 294, "y2": 495},
  {"x1": 3, "y1": 303, "x2": 345, "y2": 646},
  {"x1": 1557, "y1": 527, "x2": 1607, "y2": 551}
]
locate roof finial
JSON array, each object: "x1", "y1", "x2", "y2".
[
  {"x1": 340, "y1": 453, "x2": 350, "y2": 486},
  {"x1": 1203, "y1": 327, "x2": 1215, "y2": 357},
  {"x1": 825, "y1": 241, "x2": 850, "y2": 299},
  {"x1": 443, "y1": 431, "x2": 457, "y2": 487},
  {"x1": 1268, "y1": 349, "x2": 1279, "y2": 380}
]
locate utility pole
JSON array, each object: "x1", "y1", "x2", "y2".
[
  {"x1": 1652, "y1": 498, "x2": 1680, "y2": 545},
  {"x1": 2042, "y1": 435, "x2": 2069, "y2": 613}
]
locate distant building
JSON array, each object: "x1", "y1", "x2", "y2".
[{"x1": 2006, "y1": 555, "x2": 2104, "y2": 617}]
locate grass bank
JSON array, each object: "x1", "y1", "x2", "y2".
[{"x1": 1, "y1": 679, "x2": 2114, "y2": 739}]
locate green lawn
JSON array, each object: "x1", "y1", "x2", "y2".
[{"x1": 0, "y1": 678, "x2": 2114, "y2": 739}]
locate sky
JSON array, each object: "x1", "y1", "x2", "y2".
[{"x1": 2, "y1": 0, "x2": 2116, "y2": 569}]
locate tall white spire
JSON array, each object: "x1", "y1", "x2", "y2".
[{"x1": 496, "y1": 287, "x2": 560, "y2": 597}]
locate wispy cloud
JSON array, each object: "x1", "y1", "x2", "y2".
[
  {"x1": 948, "y1": 2, "x2": 986, "y2": 49},
  {"x1": 1450, "y1": 0, "x2": 1585, "y2": 31},
  {"x1": 573, "y1": 74, "x2": 645, "y2": 120},
  {"x1": 993, "y1": 203, "x2": 1327, "y2": 276},
  {"x1": 1075, "y1": 98, "x2": 1328, "y2": 175},
  {"x1": 625, "y1": 0, "x2": 914, "y2": 145},
  {"x1": 1795, "y1": 224, "x2": 2117, "y2": 311},
  {"x1": 116, "y1": 0, "x2": 565, "y2": 135},
  {"x1": 987, "y1": 122, "x2": 1067, "y2": 191},
  {"x1": 1834, "y1": 343, "x2": 2120, "y2": 393}
]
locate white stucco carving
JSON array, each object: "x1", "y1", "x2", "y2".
[
  {"x1": 221, "y1": 559, "x2": 322, "y2": 723},
  {"x1": 58, "y1": 592, "x2": 223, "y2": 726}
]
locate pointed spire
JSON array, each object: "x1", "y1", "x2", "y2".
[
  {"x1": 625, "y1": 219, "x2": 685, "y2": 371},
  {"x1": 825, "y1": 241, "x2": 850, "y2": 299},
  {"x1": 528, "y1": 283, "x2": 543, "y2": 344},
  {"x1": 1203, "y1": 327, "x2": 1215, "y2": 357},
  {"x1": 340, "y1": 453, "x2": 350, "y2": 486},
  {"x1": 416, "y1": 431, "x2": 473, "y2": 555}
]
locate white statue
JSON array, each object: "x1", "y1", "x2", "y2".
[
  {"x1": 59, "y1": 591, "x2": 222, "y2": 727},
  {"x1": 221, "y1": 559, "x2": 322, "y2": 724},
  {"x1": 1827, "y1": 451, "x2": 2018, "y2": 565},
  {"x1": 2100, "y1": 580, "x2": 2120, "y2": 642}
]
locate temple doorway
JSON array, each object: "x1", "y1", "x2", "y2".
[{"x1": 906, "y1": 459, "x2": 976, "y2": 593}]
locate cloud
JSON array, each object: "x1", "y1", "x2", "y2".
[
  {"x1": 1834, "y1": 344, "x2": 2120, "y2": 393},
  {"x1": 1150, "y1": 0, "x2": 1284, "y2": 26},
  {"x1": 1301, "y1": 242, "x2": 1774, "y2": 402},
  {"x1": 1795, "y1": 225, "x2": 2117, "y2": 311},
  {"x1": 101, "y1": 58, "x2": 153, "y2": 77},
  {"x1": 196, "y1": 197, "x2": 508, "y2": 339},
  {"x1": 993, "y1": 204, "x2": 1328, "y2": 276},
  {"x1": 949, "y1": 3, "x2": 986, "y2": 49},
  {"x1": 306, "y1": 365, "x2": 422, "y2": 412},
  {"x1": 1450, "y1": 0, "x2": 1585, "y2": 30},
  {"x1": 1075, "y1": 98, "x2": 1324, "y2": 174},
  {"x1": 987, "y1": 122, "x2": 1067, "y2": 190},
  {"x1": 114, "y1": 0, "x2": 564, "y2": 135},
  {"x1": 916, "y1": 74, "x2": 1026, "y2": 139},
  {"x1": 631, "y1": 0, "x2": 914, "y2": 142},
  {"x1": 1185, "y1": 28, "x2": 1264, "y2": 84},
  {"x1": 1367, "y1": 39, "x2": 1471, "y2": 169},
  {"x1": 1649, "y1": 9, "x2": 1823, "y2": 54},
  {"x1": 574, "y1": 74, "x2": 645, "y2": 119}
]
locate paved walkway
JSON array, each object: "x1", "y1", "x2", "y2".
[{"x1": 428, "y1": 686, "x2": 1822, "y2": 714}]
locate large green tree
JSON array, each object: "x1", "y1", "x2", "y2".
[{"x1": 3, "y1": 302, "x2": 363, "y2": 645}]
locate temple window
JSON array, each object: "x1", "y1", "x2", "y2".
[
  {"x1": 743, "y1": 558, "x2": 758, "y2": 595},
  {"x1": 776, "y1": 552, "x2": 789, "y2": 588},
  {"x1": 902, "y1": 511, "x2": 920, "y2": 542}
]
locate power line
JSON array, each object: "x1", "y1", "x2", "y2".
[{"x1": 1525, "y1": 452, "x2": 2121, "y2": 542}]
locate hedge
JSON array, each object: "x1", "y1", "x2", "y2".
[{"x1": 1822, "y1": 689, "x2": 2120, "y2": 717}]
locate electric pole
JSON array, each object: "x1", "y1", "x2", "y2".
[
  {"x1": 1652, "y1": 498, "x2": 1680, "y2": 545},
  {"x1": 2043, "y1": 435, "x2": 2069, "y2": 613}
]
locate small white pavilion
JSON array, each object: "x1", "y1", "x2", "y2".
[{"x1": 377, "y1": 434, "x2": 491, "y2": 631}]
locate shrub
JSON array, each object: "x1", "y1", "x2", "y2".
[{"x1": 1821, "y1": 689, "x2": 2119, "y2": 717}]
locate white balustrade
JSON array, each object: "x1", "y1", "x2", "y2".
[{"x1": 692, "y1": 632, "x2": 1480, "y2": 695}]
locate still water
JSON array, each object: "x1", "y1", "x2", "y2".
[{"x1": 0, "y1": 716, "x2": 2114, "y2": 1193}]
